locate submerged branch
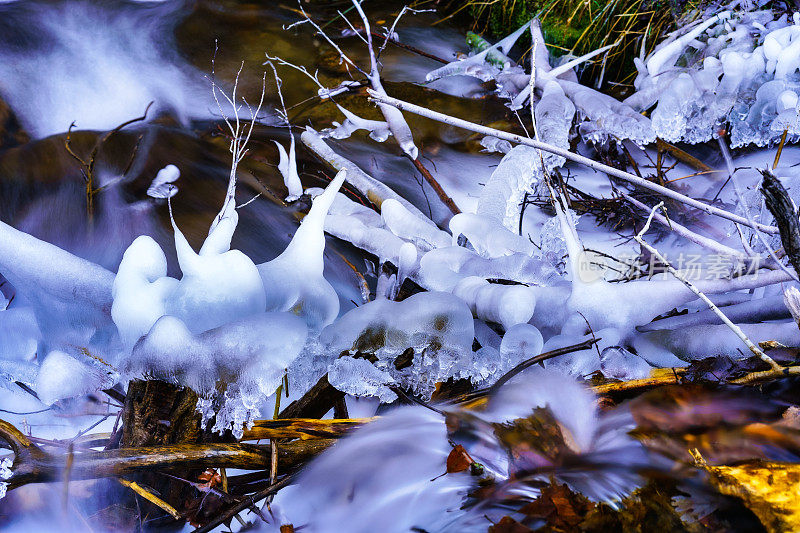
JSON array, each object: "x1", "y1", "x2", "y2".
[{"x1": 0, "y1": 417, "x2": 332, "y2": 491}]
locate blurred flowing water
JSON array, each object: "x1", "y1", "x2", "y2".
[{"x1": 0, "y1": 0, "x2": 509, "y2": 310}]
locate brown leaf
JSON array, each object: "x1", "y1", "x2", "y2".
[
  {"x1": 197, "y1": 468, "x2": 222, "y2": 489},
  {"x1": 519, "y1": 482, "x2": 595, "y2": 530},
  {"x1": 703, "y1": 460, "x2": 800, "y2": 533},
  {"x1": 488, "y1": 516, "x2": 535, "y2": 533},
  {"x1": 446, "y1": 444, "x2": 473, "y2": 473}
]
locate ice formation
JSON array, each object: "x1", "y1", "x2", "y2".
[
  {"x1": 0, "y1": 163, "x2": 345, "y2": 432},
  {"x1": 322, "y1": 104, "x2": 391, "y2": 143},
  {"x1": 273, "y1": 136, "x2": 303, "y2": 201},
  {"x1": 0, "y1": 456, "x2": 11, "y2": 501},
  {"x1": 627, "y1": 9, "x2": 800, "y2": 146},
  {"x1": 109, "y1": 168, "x2": 331, "y2": 432},
  {"x1": 426, "y1": 19, "x2": 656, "y2": 145},
  {"x1": 258, "y1": 169, "x2": 345, "y2": 331},
  {"x1": 114, "y1": 208, "x2": 266, "y2": 340},
  {"x1": 146, "y1": 164, "x2": 180, "y2": 199},
  {"x1": 34, "y1": 350, "x2": 117, "y2": 406},
  {"x1": 3, "y1": 0, "x2": 800, "y2": 470},
  {"x1": 452, "y1": 276, "x2": 537, "y2": 330},
  {"x1": 321, "y1": 291, "x2": 475, "y2": 399},
  {"x1": 426, "y1": 21, "x2": 529, "y2": 83}
]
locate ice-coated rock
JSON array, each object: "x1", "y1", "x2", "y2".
[{"x1": 320, "y1": 291, "x2": 474, "y2": 398}]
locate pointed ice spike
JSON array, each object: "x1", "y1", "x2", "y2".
[{"x1": 258, "y1": 169, "x2": 347, "y2": 330}]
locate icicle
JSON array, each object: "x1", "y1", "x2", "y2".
[{"x1": 274, "y1": 136, "x2": 303, "y2": 202}]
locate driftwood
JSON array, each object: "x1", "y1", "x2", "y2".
[
  {"x1": 0, "y1": 416, "x2": 333, "y2": 491},
  {"x1": 242, "y1": 417, "x2": 374, "y2": 440},
  {"x1": 761, "y1": 169, "x2": 800, "y2": 278}
]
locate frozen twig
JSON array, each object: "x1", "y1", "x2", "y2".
[
  {"x1": 367, "y1": 90, "x2": 779, "y2": 235},
  {"x1": 206, "y1": 44, "x2": 267, "y2": 226},
  {"x1": 633, "y1": 202, "x2": 781, "y2": 370},
  {"x1": 623, "y1": 193, "x2": 752, "y2": 260},
  {"x1": 761, "y1": 168, "x2": 800, "y2": 278}
]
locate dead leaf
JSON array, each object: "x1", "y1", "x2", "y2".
[
  {"x1": 488, "y1": 516, "x2": 535, "y2": 532},
  {"x1": 519, "y1": 481, "x2": 595, "y2": 531},
  {"x1": 702, "y1": 460, "x2": 800, "y2": 533},
  {"x1": 447, "y1": 444, "x2": 473, "y2": 473}
]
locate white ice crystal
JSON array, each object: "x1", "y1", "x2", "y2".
[
  {"x1": 418, "y1": 246, "x2": 559, "y2": 293},
  {"x1": 0, "y1": 306, "x2": 39, "y2": 362},
  {"x1": 381, "y1": 199, "x2": 450, "y2": 251},
  {"x1": 476, "y1": 145, "x2": 547, "y2": 230},
  {"x1": 500, "y1": 323, "x2": 543, "y2": 363},
  {"x1": 480, "y1": 135, "x2": 512, "y2": 154},
  {"x1": 425, "y1": 20, "x2": 530, "y2": 83},
  {"x1": 130, "y1": 312, "x2": 307, "y2": 436},
  {"x1": 0, "y1": 218, "x2": 115, "y2": 342},
  {"x1": 599, "y1": 346, "x2": 652, "y2": 380},
  {"x1": 113, "y1": 207, "x2": 266, "y2": 344},
  {"x1": 323, "y1": 105, "x2": 391, "y2": 143},
  {"x1": 452, "y1": 276, "x2": 537, "y2": 330},
  {"x1": 328, "y1": 357, "x2": 398, "y2": 403},
  {"x1": 449, "y1": 212, "x2": 535, "y2": 257},
  {"x1": 627, "y1": 9, "x2": 800, "y2": 146},
  {"x1": 533, "y1": 80, "x2": 575, "y2": 168},
  {"x1": 0, "y1": 456, "x2": 11, "y2": 501}
]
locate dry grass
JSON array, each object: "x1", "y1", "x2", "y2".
[{"x1": 437, "y1": 0, "x2": 706, "y2": 89}]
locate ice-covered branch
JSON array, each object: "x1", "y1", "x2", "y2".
[
  {"x1": 367, "y1": 90, "x2": 779, "y2": 234},
  {"x1": 266, "y1": 61, "x2": 303, "y2": 201},
  {"x1": 623, "y1": 193, "x2": 752, "y2": 260},
  {"x1": 301, "y1": 127, "x2": 425, "y2": 218},
  {"x1": 633, "y1": 202, "x2": 780, "y2": 370}
]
